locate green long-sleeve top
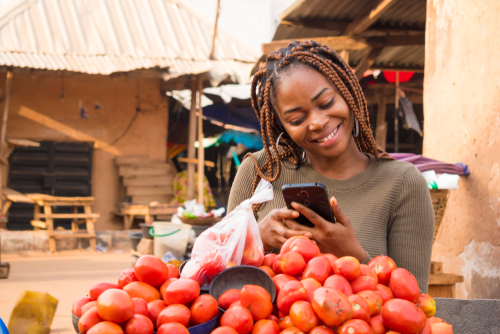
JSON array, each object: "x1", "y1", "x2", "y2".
[{"x1": 227, "y1": 151, "x2": 434, "y2": 292}]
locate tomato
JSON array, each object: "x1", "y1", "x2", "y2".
[
  {"x1": 229, "y1": 300, "x2": 242, "y2": 308},
  {"x1": 164, "y1": 279, "x2": 200, "y2": 305},
  {"x1": 118, "y1": 268, "x2": 138, "y2": 289},
  {"x1": 89, "y1": 282, "x2": 120, "y2": 301},
  {"x1": 375, "y1": 284, "x2": 393, "y2": 305},
  {"x1": 190, "y1": 294, "x2": 218, "y2": 325},
  {"x1": 96, "y1": 289, "x2": 134, "y2": 323},
  {"x1": 87, "y1": 321, "x2": 123, "y2": 334},
  {"x1": 338, "y1": 319, "x2": 373, "y2": 334},
  {"x1": 279, "y1": 315, "x2": 294, "y2": 330},
  {"x1": 199, "y1": 251, "x2": 226, "y2": 276},
  {"x1": 272, "y1": 274, "x2": 298, "y2": 294},
  {"x1": 419, "y1": 321, "x2": 432, "y2": 334},
  {"x1": 427, "y1": 317, "x2": 444, "y2": 325},
  {"x1": 273, "y1": 254, "x2": 285, "y2": 275},
  {"x1": 310, "y1": 326, "x2": 334, "y2": 334},
  {"x1": 157, "y1": 322, "x2": 189, "y2": 334},
  {"x1": 157, "y1": 304, "x2": 191, "y2": 328},
  {"x1": 357, "y1": 291, "x2": 382, "y2": 316},
  {"x1": 311, "y1": 287, "x2": 352, "y2": 328},
  {"x1": 300, "y1": 278, "x2": 321, "y2": 302},
  {"x1": 125, "y1": 314, "x2": 154, "y2": 334},
  {"x1": 166, "y1": 263, "x2": 180, "y2": 279},
  {"x1": 81, "y1": 301, "x2": 97, "y2": 315},
  {"x1": 259, "y1": 266, "x2": 276, "y2": 278},
  {"x1": 302, "y1": 256, "x2": 332, "y2": 284},
  {"x1": 389, "y1": 268, "x2": 420, "y2": 304},
  {"x1": 359, "y1": 265, "x2": 378, "y2": 282},
  {"x1": 281, "y1": 237, "x2": 320, "y2": 263},
  {"x1": 381, "y1": 299, "x2": 426, "y2": 334},
  {"x1": 277, "y1": 281, "x2": 308, "y2": 315},
  {"x1": 430, "y1": 323, "x2": 453, "y2": 334},
  {"x1": 73, "y1": 296, "x2": 92, "y2": 317},
  {"x1": 332, "y1": 256, "x2": 360, "y2": 281},
  {"x1": 251, "y1": 319, "x2": 280, "y2": 334},
  {"x1": 226, "y1": 261, "x2": 236, "y2": 268},
  {"x1": 134, "y1": 255, "x2": 169, "y2": 287},
  {"x1": 147, "y1": 300, "x2": 167, "y2": 327},
  {"x1": 323, "y1": 275, "x2": 353, "y2": 296},
  {"x1": 78, "y1": 307, "x2": 101, "y2": 334},
  {"x1": 160, "y1": 278, "x2": 178, "y2": 300},
  {"x1": 289, "y1": 301, "x2": 318, "y2": 332},
  {"x1": 348, "y1": 294, "x2": 370, "y2": 322},
  {"x1": 279, "y1": 326, "x2": 306, "y2": 334},
  {"x1": 416, "y1": 294, "x2": 436, "y2": 318},
  {"x1": 221, "y1": 305, "x2": 254, "y2": 334},
  {"x1": 321, "y1": 254, "x2": 338, "y2": 268},
  {"x1": 242, "y1": 246, "x2": 264, "y2": 267},
  {"x1": 368, "y1": 315, "x2": 387, "y2": 334},
  {"x1": 218, "y1": 289, "x2": 241, "y2": 310},
  {"x1": 241, "y1": 285, "x2": 273, "y2": 321},
  {"x1": 267, "y1": 315, "x2": 279, "y2": 324},
  {"x1": 368, "y1": 256, "x2": 397, "y2": 286},
  {"x1": 262, "y1": 254, "x2": 277, "y2": 268},
  {"x1": 124, "y1": 282, "x2": 160, "y2": 303},
  {"x1": 281, "y1": 252, "x2": 306, "y2": 276},
  {"x1": 212, "y1": 327, "x2": 239, "y2": 334},
  {"x1": 350, "y1": 275, "x2": 377, "y2": 293},
  {"x1": 132, "y1": 298, "x2": 149, "y2": 316},
  {"x1": 386, "y1": 332, "x2": 402, "y2": 334}
]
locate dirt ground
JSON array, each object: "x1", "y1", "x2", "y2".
[{"x1": 0, "y1": 250, "x2": 133, "y2": 333}]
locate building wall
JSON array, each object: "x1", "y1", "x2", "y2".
[
  {"x1": 424, "y1": 0, "x2": 500, "y2": 298},
  {"x1": 0, "y1": 72, "x2": 168, "y2": 230}
]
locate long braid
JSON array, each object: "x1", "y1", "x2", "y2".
[{"x1": 247, "y1": 40, "x2": 391, "y2": 214}]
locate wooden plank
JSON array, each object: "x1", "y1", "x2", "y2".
[
  {"x1": 375, "y1": 94, "x2": 387, "y2": 150},
  {"x1": 119, "y1": 205, "x2": 149, "y2": 215},
  {"x1": 343, "y1": 0, "x2": 399, "y2": 36},
  {"x1": 52, "y1": 233, "x2": 96, "y2": 239},
  {"x1": 197, "y1": 77, "x2": 205, "y2": 206},
  {"x1": 132, "y1": 195, "x2": 173, "y2": 205},
  {"x1": 115, "y1": 155, "x2": 150, "y2": 165},
  {"x1": 126, "y1": 186, "x2": 173, "y2": 196},
  {"x1": 430, "y1": 261, "x2": 443, "y2": 275},
  {"x1": 428, "y1": 284, "x2": 455, "y2": 298},
  {"x1": 281, "y1": 19, "x2": 348, "y2": 32},
  {"x1": 428, "y1": 273, "x2": 464, "y2": 285},
  {"x1": 355, "y1": 47, "x2": 384, "y2": 80},
  {"x1": 38, "y1": 213, "x2": 100, "y2": 219},
  {"x1": 262, "y1": 36, "x2": 369, "y2": 55},
  {"x1": 6, "y1": 138, "x2": 40, "y2": 147},
  {"x1": 178, "y1": 157, "x2": 215, "y2": 168},
  {"x1": 30, "y1": 220, "x2": 47, "y2": 229},
  {"x1": 123, "y1": 176, "x2": 173, "y2": 187},
  {"x1": 118, "y1": 164, "x2": 170, "y2": 177},
  {"x1": 187, "y1": 79, "x2": 198, "y2": 200}
]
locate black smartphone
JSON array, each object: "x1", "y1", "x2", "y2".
[{"x1": 282, "y1": 182, "x2": 335, "y2": 228}]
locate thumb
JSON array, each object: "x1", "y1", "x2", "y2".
[{"x1": 330, "y1": 196, "x2": 351, "y2": 227}]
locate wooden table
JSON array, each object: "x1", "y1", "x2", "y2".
[
  {"x1": 116, "y1": 203, "x2": 178, "y2": 230},
  {"x1": 428, "y1": 261, "x2": 464, "y2": 298},
  {"x1": 27, "y1": 194, "x2": 99, "y2": 253}
]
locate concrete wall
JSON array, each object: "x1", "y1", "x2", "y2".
[
  {"x1": 424, "y1": 0, "x2": 500, "y2": 299},
  {"x1": 0, "y1": 72, "x2": 168, "y2": 230}
]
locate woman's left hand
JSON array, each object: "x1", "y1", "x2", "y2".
[{"x1": 284, "y1": 196, "x2": 367, "y2": 263}]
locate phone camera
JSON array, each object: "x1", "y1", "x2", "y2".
[
  {"x1": 304, "y1": 200, "x2": 311, "y2": 206},
  {"x1": 300, "y1": 190, "x2": 309, "y2": 199}
]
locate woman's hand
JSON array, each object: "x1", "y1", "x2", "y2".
[
  {"x1": 259, "y1": 208, "x2": 312, "y2": 251},
  {"x1": 284, "y1": 197, "x2": 367, "y2": 262}
]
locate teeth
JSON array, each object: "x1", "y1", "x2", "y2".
[{"x1": 318, "y1": 125, "x2": 339, "y2": 143}]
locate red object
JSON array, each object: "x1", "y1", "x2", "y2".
[
  {"x1": 381, "y1": 299, "x2": 427, "y2": 334},
  {"x1": 390, "y1": 268, "x2": 420, "y2": 304},
  {"x1": 134, "y1": 255, "x2": 169, "y2": 287},
  {"x1": 96, "y1": 289, "x2": 134, "y2": 323},
  {"x1": 383, "y1": 71, "x2": 415, "y2": 83}
]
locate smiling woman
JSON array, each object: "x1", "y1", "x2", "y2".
[{"x1": 227, "y1": 40, "x2": 434, "y2": 292}]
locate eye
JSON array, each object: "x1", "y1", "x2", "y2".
[
  {"x1": 319, "y1": 98, "x2": 334, "y2": 110},
  {"x1": 290, "y1": 117, "x2": 305, "y2": 126}
]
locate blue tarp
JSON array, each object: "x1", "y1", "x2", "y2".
[
  {"x1": 218, "y1": 130, "x2": 263, "y2": 150},
  {"x1": 203, "y1": 103, "x2": 261, "y2": 132}
]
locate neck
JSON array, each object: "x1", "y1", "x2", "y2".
[{"x1": 304, "y1": 137, "x2": 370, "y2": 180}]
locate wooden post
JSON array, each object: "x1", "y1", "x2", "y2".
[
  {"x1": 197, "y1": 77, "x2": 204, "y2": 206},
  {"x1": 209, "y1": 0, "x2": 221, "y2": 60},
  {"x1": 0, "y1": 70, "x2": 13, "y2": 209},
  {"x1": 339, "y1": 50, "x2": 349, "y2": 65},
  {"x1": 394, "y1": 71, "x2": 400, "y2": 153},
  {"x1": 187, "y1": 79, "x2": 197, "y2": 200},
  {"x1": 375, "y1": 94, "x2": 387, "y2": 150}
]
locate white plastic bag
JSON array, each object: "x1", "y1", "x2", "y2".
[{"x1": 181, "y1": 179, "x2": 274, "y2": 285}]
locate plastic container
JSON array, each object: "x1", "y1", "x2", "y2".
[
  {"x1": 72, "y1": 313, "x2": 79, "y2": 333},
  {"x1": 188, "y1": 316, "x2": 218, "y2": 334},
  {"x1": 152, "y1": 222, "x2": 192, "y2": 259},
  {"x1": 129, "y1": 232, "x2": 142, "y2": 251},
  {"x1": 139, "y1": 223, "x2": 154, "y2": 240}
]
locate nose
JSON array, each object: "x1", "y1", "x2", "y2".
[{"x1": 308, "y1": 109, "x2": 329, "y2": 132}]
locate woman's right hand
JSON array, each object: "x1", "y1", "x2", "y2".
[{"x1": 259, "y1": 208, "x2": 312, "y2": 251}]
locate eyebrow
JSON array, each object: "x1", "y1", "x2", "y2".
[
  {"x1": 311, "y1": 87, "x2": 329, "y2": 102},
  {"x1": 283, "y1": 106, "x2": 301, "y2": 115}
]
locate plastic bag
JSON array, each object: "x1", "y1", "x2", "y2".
[{"x1": 181, "y1": 179, "x2": 273, "y2": 286}]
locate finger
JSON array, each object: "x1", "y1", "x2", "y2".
[
  {"x1": 291, "y1": 202, "x2": 329, "y2": 230},
  {"x1": 271, "y1": 235, "x2": 288, "y2": 249},
  {"x1": 330, "y1": 196, "x2": 351, "y2": 227},
  {"x1": 284, "y1": 219, "x2": 315, "y2": 236},
  {"x1": 281, "y1": 220, "x2": 313, "y2": 239},
  {"x1": 271, "y1": 207, "x2": 300, "y2": 221}
]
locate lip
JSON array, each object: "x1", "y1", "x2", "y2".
[{"x1": 311, "y1": 122, "x2": 342, "y2": 147}]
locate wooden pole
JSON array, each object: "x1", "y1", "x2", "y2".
[
  {"x1": 0, "y1": 70, "x2": 13, "y2": 210},
  {"x1": 209, "y1": 0, "x2": 221, "y2": 60},
  {"x1": 187, "y1": 78, "x2": 197, "y2": 200},
  {"x1": 394, "y1": 71, "x2": 400, "y2": 153},
  {"x1": 197, "y1": 77, "x2": 204, "y2": 206},
  {"x1": 375, "y1": 94, "x2": 387, "y2": 150}
]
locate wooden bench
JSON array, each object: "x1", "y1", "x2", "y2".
[
  {"x1": 116, "y1": 203, "x2": 178, "y2": 230},
  {"x1": 428, "y1": 261, "x2": 464, "y2": 298}
]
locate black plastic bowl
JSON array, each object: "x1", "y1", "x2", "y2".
[
  {"x1": 72, "y1": 312, "x2": 79, "y2": 333},
  {"x1": 209, "y1": 265, "x2": 276, "y2": 313}
]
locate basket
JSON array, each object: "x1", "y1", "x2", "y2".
[
  {"x1": 178, "y1": 216, "x2": 222, "y2": 226},
  {"x1": 430, "y1": 189, "x2": 450, "y2": 243}
]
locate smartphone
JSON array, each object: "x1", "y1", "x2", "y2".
[{"x1": 282, "y1": 182, "x2": 335, "y2": 228}]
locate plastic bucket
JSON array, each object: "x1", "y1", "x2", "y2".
[
  {"x1": 129, "y1": 232, "x2": 142, "y2": 251},
  {"x1": 152, "y1": 222, "x2": 192, "y2": 259},
  {"x1": 139, "y1": 223, "x2": 154, "y2": 240}
]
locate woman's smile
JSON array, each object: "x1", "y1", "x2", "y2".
[{"x1": 312, "y1": 121, "x2": 343, "y2": 146}]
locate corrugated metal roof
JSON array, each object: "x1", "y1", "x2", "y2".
[{"x1": 0, "y1": 0, "x2": 258, "y2": 81}]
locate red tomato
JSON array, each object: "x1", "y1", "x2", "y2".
[
  {"x1": 123, "y1": 282, "x2": 160, "y2": 303},
  {"x1": 157, "y1": 304, "x2": 191, "y2": 328},
  {"x1": 389, "y1": 268, "x2": 420, "y2": 304},
  {"x1": 357, "y1": 290, "x2": 382, "y2": 316},
  {"x1": 279, "y1": 327, "x2": 306, "y2": 334},
  {"x1": 310, "y1": 326, "x2": 335, "y2": 334},
  {"x1": 124, "y1": 314, "x2": 154, "y2": 334},
  {"x1": 73, "y1": 296, "x2": 92, "y2": 317},
  {"x1": 350, "y1": 276, "x2": 377, "y2": 293},
  {"x1": 300, "y1": 278, "x2": 321, "y2": 302},
  {"x1": 375, "y1": 284, "x2": 394, "y2": 305},
  {"x1": 78, "y1": 307, "x2": 101, "y2": 334},
  {"x1": 160, "y1": 278, "x2": 178, "y2": 300},
  {"x1": 430, "y1": 323, "x2": 453, "y2": 334},
  {"x1": 87, "y1": 321, "x2": 123, "y2": 334},
  {"x1": 118, "y1": 268, "x2": 138, "y2": 289},
  {"x1": 218, "y1": 289, "x2": 241, "y2": 310},
  {"x1": 89, "y1": 282, "x2": 120, "y2": 301},
  {"x1": 427, "y1": 317, "x2": 444, "y2": 325},
  {"x1": 221, "y1": 305, "x2": 254, "y2": 334},
  {"x1": 338, "y1": 319, "x2": 373, "y2": 334},
  {"x1": 381, "y1": 299, "x2": 427, "y2": 334},
  {"x1": 242, "y1": 246, "x2": 264, "y2": 267},
  {"x1": 157, "y1": 322, "x2": 189, "y2": 334},
  {"x1": 81, "y1": 301, "x2": 97, "y2": 315},
  {"x1": 302, "y1": 256, "x2": 332, "y2": 284},
  {"x1": 416, "y1": 294, "x2": 436, "y2": 318},
  {"x1": 190, "y1": 294, "x2": 218, "y2": 325},
  {"x1": 166, "y1": 264, "x2": 180, "y2": 279},
  {"x1": 272, "y1": 254, "x2": 285, "y2": 275},
  {"x1": 280, "y1": 236, "x2": 320, "y2": 263},
  {"x1": 279, "y1": 315, "x2": 294, "y2": 330},
  {"x1": 229, "y1": 300, "x2": 242, "y2": 308},
  {"x1": 348, "y1": 294, "x2": 370, "y2": 322},
  {"x1": 368, "y1": 315, "x2": 387, "y2": 334},
  {"x1": 251, "y1": 319, "x2": 280, "y2": 334},
  {"x1": 368, "y1": 256, "x2": 397, "y2": 286},
  {"x1": 199, "y1": 251, "x2": 226, "y2": 276},
  {"x1": 97, "y1": 289, "x2": 134, "y2": 323},
  {"x1": 134, "y1": 255, "x2": 168, "y2": 287},
  {"x1": 267, "y1": 315, "x2": 279, "y2": 324},
  {"x1": 358, "y1": 264, "x2": 378, "y2": 283},
  {"x1": 419, "y1": 321, "x2": 432, "y2": 334},
  {"x1": 289, "y1": 301, "x2": 318, "y2": 332},
  {"x1": 132, "y1": 298, "x2": 149, "y2": 316},
  {"x1": 147, "y1": 300, "x2": 167, "y2": 328},
  {"x1": 272, "y1": 274, "x2": 298, "y2": 294},
  {"x1": 281, "y1": 252, "x2": 306, "y2": 276},
  {"x1": 323, "y1": 274, "x2": 353, "y2": 296},
  {"x1": 259, "y1": 266, "x2": 276, "y2": 278},
  {"x1": 277, "y1": 281, "x2": 308, "y2": 315},
  {"x1": 211, "y1": 327, "x2": 239, "y2": 334},
  {"x1": 333, "y1": 256, "x2": 360, "y2": 281},
  {"x1": 321, "y1": 254, "x2": 338, "y2": 268},
  {"x1": 241, "y1": 285, "x2": 273, "y2": 321},
  {"x1": 164, "y1": 279, "x2": 200, "y2": 305},
  {"x1": 311, "y1": 287, "x2": 352, "y2": 328},
  {"x1": 262, "y1": 254, "x2": 277, "y2": 268}
]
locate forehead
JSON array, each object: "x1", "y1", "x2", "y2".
[{"x1": 273, "y1": 65, "x2": 334, "y2": 102}]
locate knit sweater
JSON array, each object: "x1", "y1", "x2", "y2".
[{"x1": 227, "y1": 150, "x2": 434, "y2": 292}]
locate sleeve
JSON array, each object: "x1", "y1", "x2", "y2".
[
  {"x1": 227, "y1": 152, "x2": 259, "y2": 214},
  {"x1": 387, "y1": 166, "x2": 434, "y2": 293}
]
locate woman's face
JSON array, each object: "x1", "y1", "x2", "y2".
[{"x1": 273, "y1": 65, "x2": 356, "y2": 160}]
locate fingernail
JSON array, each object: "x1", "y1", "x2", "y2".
[
  {"x1": 293, "y1": 212, "x2": 299, "y2": 217},
  {"x1": 291, "y1": 202, "x2": 298, "y2": 208}
]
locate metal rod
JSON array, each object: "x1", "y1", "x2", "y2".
[
  {"x1": 209, "y1": 0, "x2": 221, "y2": 59},
  {"x1": 394, "y1": 70, "x2": 400, "y2": 153}
]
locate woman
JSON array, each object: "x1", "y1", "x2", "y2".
[{"x1": 228, "y1": 40, "x2": 434, "y2": 292}]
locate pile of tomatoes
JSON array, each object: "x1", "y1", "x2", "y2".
[{"x1": 72, "y1": 255, "x2": 218, "y2": 334}]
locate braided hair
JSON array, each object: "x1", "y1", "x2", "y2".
[{"x1": 246, "y1": 40, "x2": 392, "y2": 214}]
